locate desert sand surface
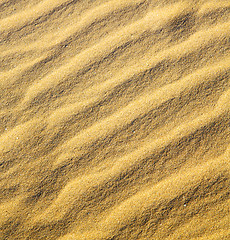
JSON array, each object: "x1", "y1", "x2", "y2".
[{"x1": 0, "y1": 0, "x2": 230, "y2": 239}]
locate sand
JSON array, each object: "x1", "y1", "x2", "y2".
[{"x1": 0, "y1": 0, "x2": 230, "y2": 239}]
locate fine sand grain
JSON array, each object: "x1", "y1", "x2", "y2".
[{"x1": 0, "y1": 0, "x2": 230, "y2": 239}]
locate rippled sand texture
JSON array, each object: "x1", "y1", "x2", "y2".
[{"x1": 1, "y1": 0, "x2": 230, "y2": 239}]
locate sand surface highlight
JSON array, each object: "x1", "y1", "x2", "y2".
[{"x1": 0, "y1": 0, "x2": 230, "y2": 239}]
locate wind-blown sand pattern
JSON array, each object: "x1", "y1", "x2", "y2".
[{"x1": 0, "y1": 0, "x2": 230, "y2": 239}]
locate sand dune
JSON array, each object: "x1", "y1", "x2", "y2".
[{"x1": 0, "y1": 0, "x2": 230, "y2": 239}]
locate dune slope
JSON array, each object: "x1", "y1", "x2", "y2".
[{"x1": 0, "y1": 0, "x2": 230, "y2": 239}]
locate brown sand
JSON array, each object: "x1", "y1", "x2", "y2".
[{"x1": 0, "y1": 0, "x2": 230, "y2": 239}]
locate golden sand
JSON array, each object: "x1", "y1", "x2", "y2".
[{"x1": 0, "y1": 0, "x2": 230, "y2": 239}]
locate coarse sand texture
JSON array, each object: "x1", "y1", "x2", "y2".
[{"x1": 0, "y1": 0, "x2": 230, "y2": 239}]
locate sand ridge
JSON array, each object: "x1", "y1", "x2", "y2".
[{"x1": 0, "y1": 0, "x2": 230, "y2": 239}]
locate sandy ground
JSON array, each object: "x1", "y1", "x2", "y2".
[{"x1": 0, "y1": 0, "x2": 230, "y2": 239}]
